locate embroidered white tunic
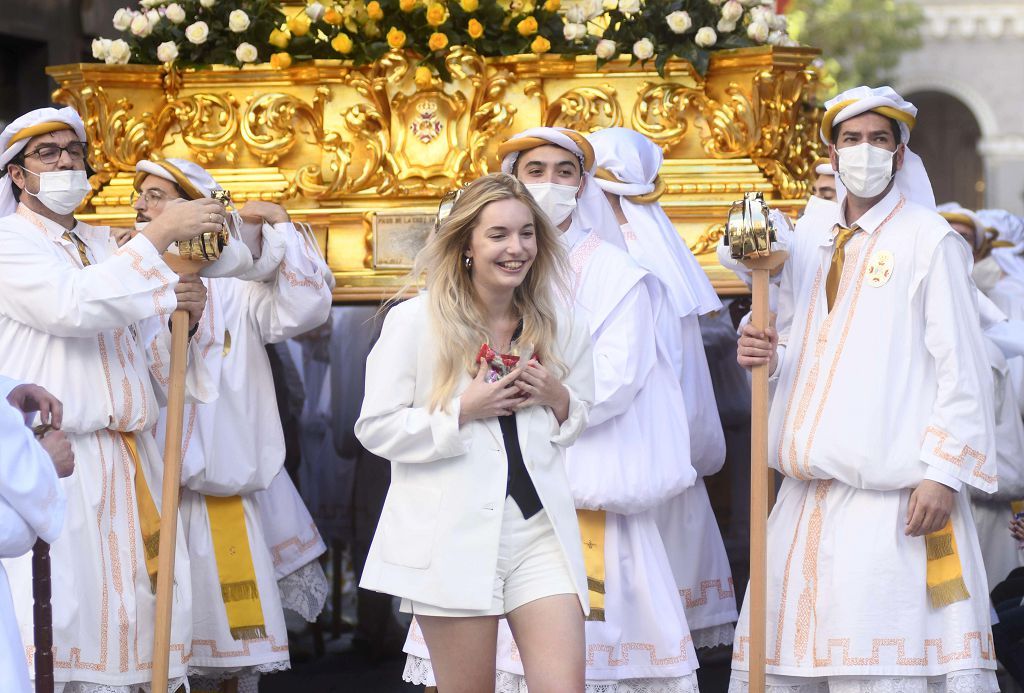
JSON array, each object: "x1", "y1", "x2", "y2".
[
  {"x1": 0, "y1": 205, "x2": 194, "y2": 688},
  {"x1": 730, "y1": 188, "x2": 998, "y2": 691},
  {"x1": 0, "y1": 380, "x2": 66, "y2": 693},
  {"x1": 155, "y1": 221, "x2": 332, "y2": 674}
]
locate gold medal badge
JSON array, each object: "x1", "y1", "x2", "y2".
[{"x1": 865, "y1": 250, "x2": 894, "y2": 288}]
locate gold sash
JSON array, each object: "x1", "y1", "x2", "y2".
[
  {"x1": 205, "y1": 495, "x2": 267, "y2": 640},
  {"x1": 122, "y1": 433, "x2": 163, "y2": 591},
  {"x1": 577, "y1": 509, "x2": 606, "y2": 622},
  {"x1": 925, "y1": 519, "x2": 970, "y2": 608}
]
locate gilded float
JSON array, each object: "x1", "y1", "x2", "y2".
[{"x1": 47, "y1": 45, "x2": 822, "y2": 301}]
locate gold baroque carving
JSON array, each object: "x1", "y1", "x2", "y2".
[
  {"x1": 545, "y1": 85, "x2": 622, "y2": 132},
  {"x1": 689, "y1": 223, "x2": 726, "y2": 256}
]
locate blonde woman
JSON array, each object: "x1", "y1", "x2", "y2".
[{"x1": 355, "y1": 173, "x2": 595, "y2": 693}]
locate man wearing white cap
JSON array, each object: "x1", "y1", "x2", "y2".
[
  {"x1": 979, "y1": 210, "x2": 1024, "y2": 415},
  {"x1": 0, "y1": 378, "x2": 73, "y2": 693},
  {"x1": 400, "y1": 127, "x2": 701, "y2": 692},
  {"x1": 0, "y1": 106, "x2": 219, "y2": 692},
  {"x1": 588, "y1": 126, "x2": 738, "y2": 652},
  {"x1": 733, "y1": 86, "x2": 998, "y2": 691},
  {"x1": 132, "y1": 158, "x2": 333, "y2": 691},
  {"x1": 810, "y1": 157, "x2": 837, "y2": 202}
]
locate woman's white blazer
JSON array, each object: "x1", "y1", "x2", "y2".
[{"x1": 355, "y1": 294, "x2": 595, "y2": 612}]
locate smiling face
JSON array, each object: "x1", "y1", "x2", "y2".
[{"x1": 464, "y1": 197, "x2": 537, "y2": 296}]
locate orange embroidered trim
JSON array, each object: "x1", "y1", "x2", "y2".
[
  {"x1": 923, "y1": 426, "x2": 994, "y2": 486},
  {"x1": 569, "y1": 232, "x2": 603, "y2": 302},
  {"x1": 270, "y1": 522, "x2": 323, "y2": 567},
  {"x1": 777, "y1": 269, "x2": 822, "y2": 479},
  {"x1": 794, "y1": 480, "x2": 832, "y2": 664},
  {"x1": 190, "y1": 634, "x2": 290, "y2": 658},
  {"x1": 114, "y1": 245, "x2": 173, "y2": 316},
  {"x1": 280, "y1": 260, "x2": 325, "y2": 290},
  {"x1": 586, "y1": 635, "x2": 695, "y2": 667},
  {"x1": 682, "y1": 578, "x2": 736, "y2": 609}
]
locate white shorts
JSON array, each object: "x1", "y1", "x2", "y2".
[{"x1": 401, "y1": 496, "x2": 577, "y2": 617}]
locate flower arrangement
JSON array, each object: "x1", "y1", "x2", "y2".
[{"x1": 93, "y1": 0, "x2": 794, "y2": 80}]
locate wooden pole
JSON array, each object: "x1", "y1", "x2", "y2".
[
  {"x1": 151, "y1": 308, "x2": 190, "y2": 691},
  {"x1": 741, "y1": 252, "x2": 786, "y2": 693},
  {"x1": 32, "y1": 539, "x2": 53, "y2": 693}
]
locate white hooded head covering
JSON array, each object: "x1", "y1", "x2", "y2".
[
  {"x1": 978, "y1": 209, "x2": 1024, "y2": 281},
  {"x1": 813, "y1": 157, "x2": 835, "y2": 177},
  {"x1": 497, "y1": 126, "x2": 626, "y2": 250},
  {"x1": 0, "y1": 107, "x2": 87, "y2": 217},
  {"x1": 587, "y1": 127, "x2": 721, "y2": 317},
  {"x1": 937, "y1": 202, "x2": 985, "y2": 252},
  {"x1": 821, "y1": 86, "x2": 935, "y2": 209}
]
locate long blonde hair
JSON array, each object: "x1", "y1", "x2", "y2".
[{"x1": 411, "y1": 173, "x2": 570, "y2": 412}]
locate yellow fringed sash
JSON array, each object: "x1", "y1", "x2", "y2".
[
  {"x1": 577, "y1": 509, "x2": 606, "y2": 622},
  {"x1": 205, "y1": 495, "x2": 267, "y2": 640},
  {"x1": 122, "y1": 433, "x2": 163, "y2": 591},
  {"x1": 925, "y1": 518, "x2": 970, "y2": 608}
]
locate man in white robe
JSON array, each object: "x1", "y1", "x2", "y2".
[
  {"x1": 732, "y1": 86, "x2": 998, "y2": 692},
  {"x1": 0, "y1": 107, "x2": 220, "y2": 693},
  {"x1": 132, "y1": 158, "x2": 333, "y2": 691},
  {"x1": 810, "y1": 158, "x2": 837, "y2": 202},
  {"x1": 978, "y1": 209, "x2": 1024, "y2": 417},
  {"x1": 0, "y1": 378, "x2": 71, "y2": 693},
  {"x1": 588, "y1": 126, "x2": 738, "y2": 651}
]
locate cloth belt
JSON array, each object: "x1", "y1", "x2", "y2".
[
  {"x1": 825, "y1": 225, "x2": 859, "y2": 312},
  {"x1": 577, "y1": 509, "x2": 606, "y2": 622},
  {"x1": 121, "y1": 432, "x2": 163, "y2": 591},
  {"x1": 925, "y1": 518, "x2": 970, "y2": 608},
  {"x1": 205, "y1": 495, "x2": 267, "y2": 640}
]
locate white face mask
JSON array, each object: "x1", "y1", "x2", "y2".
[
  {"x1": 836, "y1": 143, "x2": 896, "y2": 199},
  {"x1": 972, "y1": 255, "x2": 1003, "y2": 294},
  {"x1": 134, "y1": 221, "x2": 148, "y2": 232},
  {"x1": 525, "y1": 182, "x2": 578, "y2": 226},
  {"x1": 22, "y1": 168, "x2": 91, "y2": 215}
]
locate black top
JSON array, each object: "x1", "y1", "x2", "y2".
[{"x1": 499, "y1": 319, "x2": 543, "y2": 520}]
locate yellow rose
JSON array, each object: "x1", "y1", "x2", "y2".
[
  {"x1": 467, "y1": 18, "x2": 484, "y2": 38},
  {"x1": 366, "y1": 1, "x2": 384, "y2": 20},
  {"x1": 331, "y1": 33, "x2": 354, "y2": 54},
  {"x1": 415, "y1": 66, "x2": 433, "y2": 87},
  {"x1": 323, "y1": 7, "x2": 342, "y2": 24},
  {"x1": 268, "y1": 27, "x2": 291, "y2": 48},
  {"x1": 516, "y1": 16, "x2": 538, "y2": 36},
  {"x1": 287, "y1": 12, "x2": 312, "y2": 36},
  {"x1": 427, "y1": 32, "x2": 449, "y2": 51},
  {"x1": 460, "y1": 0, "x2": 479, "y2": 11},
  {"x1": 530, "y1": 35, "x2": 550, "y2": 53},
  {"x1": 270, "y1": 52, "x2": 293, "y2": 68},
  {"x1": 400, "y1": 0, "x2": 417, "y2": 11},
  {"x1": 426, "y1": 3, "x2": 448, "y2": 27},
  {"x1": 543, "y1": 0, "x2": 559, "y2": 10},
  {"x1": 387, "y1": 26, "x2": 407, "y2": 48}
]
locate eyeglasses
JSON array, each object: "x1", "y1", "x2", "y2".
[
  {"x1": 23, "y1": 142, "x2": 88, "y2": 165},
  {"x1": 130, "y1": 189, "x2": 175, "y2": 207}
]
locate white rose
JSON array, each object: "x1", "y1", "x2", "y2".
[
  {"x1": 228, "y1": 9, "x2": 250, "y2": 32},
  {"x1": 200, "y1": 0, "x2": 215, "y2": 7},
  {"x1": 306, "y1": 2, "x2": 326, "y2": 21},
  {"x1": 618, "y1": 0, "x2": 640, "y2": 15},
  {"x1": 749, "y1": 6, "x2": 771, "y2": 23},
  {"x1": 147, "y1": 9, "x2": 160, "y2": 23},
  {"x1": 235, "y1": 42, "x2": 258, "y2": 63},
  {"x1": 106, "y1": 38, "x2": 131, "y2": 64},
  {"x1": 185, "y1": 20, "x2": 209, "y2": 44},
  {"x1": 770, "y1": 13, "x2": 787, "y2": 31},
  {"x1": 747, "y1": 19, "x2": 769, "y2": 42},
  {"x1": 695, "y1": 26, "x2": 717, "y2": 47},
  {"x1": 716, "y1": 17, "x2": 736, "y2": 32},
  {"x1": 595, "y1": 38, "x2": 617, "y2": 59},
  {"x1": 156, "y1": 41, "x2": 179, "y2": 62},
  {"x1": 140, "y1": 0, "x2": 159, "y2": 7},
  {"x1": 666, "y1": 10, "x2": 692, "y2": 34},
  {"x1": 563, "y1": 22, "x2": 587, "y2": 41},
  {"x1": 165, "y1": 4, "x2": 185, "y2": 24},
  {"x1": 113, "y1": 8, "x2": 134, "y2": 31},
  {"x1": 582, "y1": 0, "x2": 603, "y2": 18},
  {"x1": 767, "y1": 29, "x2": 784, "y2": 45},
  {"x1": 721, "y1": 0, "x2": 743, "y2": 22},
  {"x1": 130, "y1": 13, "x2": 152, "y2": 37},
  {"x1": 632, "y1": 37, "x2": 654, "y2": 60},
  {"x1": 91, "y1": 38, "x2": 112, "y2": 60},
  {"x1": 565, "y1": 4, "x2": 586, "y2": 23}
]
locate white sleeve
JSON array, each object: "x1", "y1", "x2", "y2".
[
  {"x1": 354, "y1": 304, "x2": 470, "y2": 464},
  {"x1": 0, "y1": 230, "x2": 177, "y2": 337},
  {"x1": 587, "y1": 282, "x2": 658, "y2": 427},
  {"x1": 550, "y1": 313, "x2": 594, "y2": 447},
  {"x1": 248, "y1": 223, "x2": 333, "y2": 344}
]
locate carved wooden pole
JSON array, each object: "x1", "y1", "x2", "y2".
[{"x1": 32, "y1": 538, "x2": 54, "y2": 693}]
